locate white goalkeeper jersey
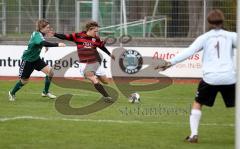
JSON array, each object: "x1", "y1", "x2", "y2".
[{"x1": 170, "y1": 29, "x2": 237, "y2": 85}]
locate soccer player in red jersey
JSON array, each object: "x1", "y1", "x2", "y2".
[{"x1": 53, "y1": 21, "x2": 115, "y2": 102}]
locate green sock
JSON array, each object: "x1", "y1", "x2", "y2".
[
  {"x1": 11, "y1": 80, "x2": 24, "y2": 95},
  {"x1": 43, "y1": 76, "x2": 52, "y2": 94}
]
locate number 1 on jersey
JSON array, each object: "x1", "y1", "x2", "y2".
[{"x1": 215, "y1": 41, "x2": 220, "y2": 58}]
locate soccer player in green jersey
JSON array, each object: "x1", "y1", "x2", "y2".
[{"x1": 8, "y1": 19, "x2": 66, "y2": 101}]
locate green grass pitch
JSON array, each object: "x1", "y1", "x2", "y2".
[{"x1": 0, "y1": 79, "x2": 234, "y2": 149}]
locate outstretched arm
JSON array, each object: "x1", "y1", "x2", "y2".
[
  {"x1": 41, "y1": 41, "x2": 66, "y2": 47},
  {"x1": 154, "y1": 34, "x2": 205, "y2": 70},
  {"x1": 99, "y1": 46, "x2": 110, "y2": 56},
  {"x1": 47, "y1": 27, "x2": 74, "y2": 42},
  {"x1": 169, "y1": 35, "x2": 205, "y2": 65},
  {"x1": 54, "y1": 33, "x2": 75, "y2": 42},
  {"x1": 99, "y1": 46, "x2": 115, "y2": 60}
]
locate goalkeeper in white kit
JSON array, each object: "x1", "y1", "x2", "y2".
[{"x1": 155, "y1": 9, "x2": 237, "y2": 143}]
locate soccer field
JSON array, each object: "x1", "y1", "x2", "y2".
[{"x1": 0, "y1": 79, "x2": 234, "y2": 149}]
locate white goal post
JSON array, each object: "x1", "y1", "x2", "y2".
[{"x1": 236, "y1": 0, "x2": 240, "y2": 149}]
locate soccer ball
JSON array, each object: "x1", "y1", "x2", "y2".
[{"x1": 128, "y1": 92, "x2": 140, "y2": 103}]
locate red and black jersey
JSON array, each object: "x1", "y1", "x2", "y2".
[{"x1": 54, "y1": 31, "x2": 111, "y2": 63}]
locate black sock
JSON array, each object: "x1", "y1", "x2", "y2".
[
  {"x1": 43, "y1": 76, "x2": 52, "y2": 94},
  {"x1": 11, "y1": 80, "x2": 25, "y2": 95},
  {"x1": 94, "y1": 83, "x2": 109, "y2": 97}
]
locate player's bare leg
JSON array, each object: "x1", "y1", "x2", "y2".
[
  {"x1": 9, "y1": 79, "x2": 28, "y2": 101},
  {"x1": 41, "y1": 65, "x2": 56, "y2": 99},
  {"x1": 85, "y1": 71, "x2": 113, "y2": 103},
  {"x1": 185, "y1": 101, "x2": 202, "y2": 143},
  {"x1": 98, "y1": 75, "x2": 109, "y2": 84}
]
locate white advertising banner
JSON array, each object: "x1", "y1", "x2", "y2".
[{"x1": 0, "y1": 45, "x2": 203, "y2": 78}]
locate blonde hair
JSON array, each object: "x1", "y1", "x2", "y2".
[
  {"x1": 85, "y1": 21, "x2": 100, "y2": 31},
  {"x1": 36, "y1": 19, "x2": 49, "y2": 31}
]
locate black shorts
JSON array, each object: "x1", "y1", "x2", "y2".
[
  {"x1": 195, "y1": 80, "x2": 235, "y2": 107},
  {"x1": 19, "y1": 58, "x2": 47, "y2": 79}
]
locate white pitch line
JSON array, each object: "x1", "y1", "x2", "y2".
[
  {"x1": 0, "y1": 116, "x2": 234, "y2": 127},
  {"x1": 0, "y1": 91, "x2": 194, "y2": 101},
  {"x1": 0, "y1": 91, "x2": 91, "y2": 97}
]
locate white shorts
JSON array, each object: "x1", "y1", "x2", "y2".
[{"x1": 79, "y1": 62, "x2": 106, "y2": 77}]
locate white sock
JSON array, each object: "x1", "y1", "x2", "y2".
[{"x1": 190, "y1": 109, "x2": 202, "y2": 138}]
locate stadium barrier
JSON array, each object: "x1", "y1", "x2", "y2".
[{"x1": 0, "y1": 45, "x2": 203, "y2": 78}]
